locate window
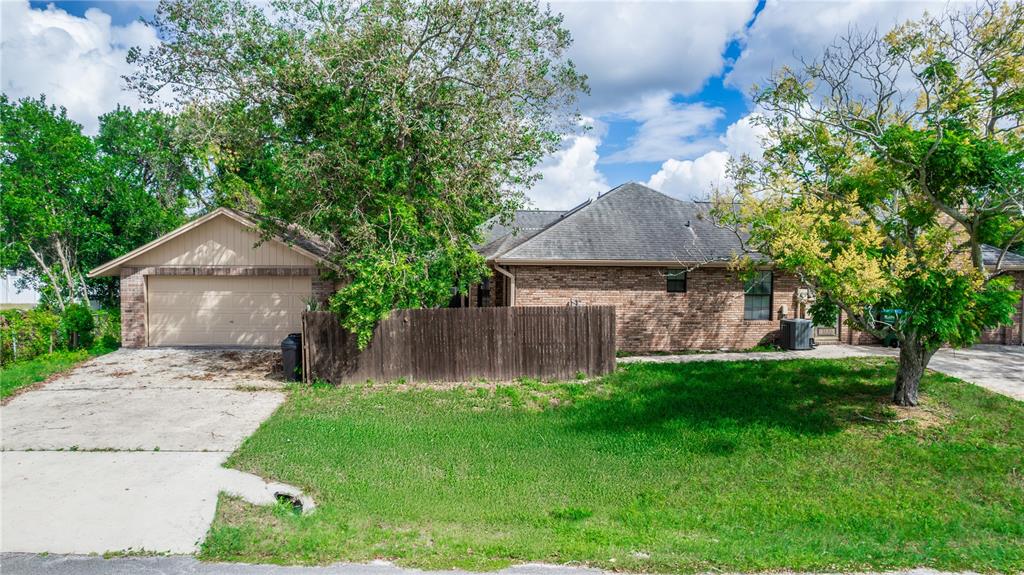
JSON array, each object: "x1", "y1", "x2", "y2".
[
  {"x1": 476, "y1": 278, "x2": 491, "y2": 307},
  {"x1": 666, "y1": 269, "x2": 687, "y2": 293},
  {"x1": 744, "y1": 271, "x2": 772, "y2": 320}
]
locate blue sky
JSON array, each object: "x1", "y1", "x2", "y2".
[{"x1": 5, "y1": 0, "x2": 945, "y2": 210}]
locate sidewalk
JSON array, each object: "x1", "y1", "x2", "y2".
[{"x1": 617, "y1": 344, "x2": 896, "y2": 365}]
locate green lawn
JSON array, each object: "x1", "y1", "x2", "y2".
[
  {"x1": 203, "y1": 358, "x2": 1024, "y2": 573},
  {"x1": 0, "y1": 348, "x2": 111, "y2": 400}
]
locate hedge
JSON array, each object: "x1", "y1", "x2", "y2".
[{"x1": 0, "y1": 306, "x2": 120, "y2": 366}]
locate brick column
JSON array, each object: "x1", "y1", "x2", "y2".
[
  {"x1": 120, "y1": 268, "x2": 146, "y2": 348},
  {"x1": 311, "y1": 278, "x2": 336, "y2": 309}
]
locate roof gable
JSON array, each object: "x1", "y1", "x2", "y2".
[
  {"x1": 982, "y1": 245, "x2": 1024, "y2": 269},
  {"x1": 88, "y1": 208, "x2": 328, "y2": 277}
]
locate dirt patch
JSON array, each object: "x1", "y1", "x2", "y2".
[
  {"x1": 847, "y1": 396, "x2": 951, "y2": 431},
  {"x1": 889, "y1": 402, "x2": 950, "y2": 429},
  {"x1": 203, "y1": 350, "x2": 280, "y2": 379},
  {"x1": 212, "y1": 494, "x2": 289, "y2": 534}
]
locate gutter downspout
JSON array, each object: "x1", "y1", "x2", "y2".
[{"x1": 493, "y1": 263, "x2": 515, "y2": 307}]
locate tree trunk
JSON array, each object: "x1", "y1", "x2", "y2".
[
  {"x1": 892, "y1": 336, "x2": 933, "y2": 406},
  {"x1": 26, "y1": 245, "x2": 66, "y2": 311}
]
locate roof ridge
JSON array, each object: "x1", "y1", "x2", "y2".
[
  {"x1": 496, "y1": 193, "x2": 609, "y2": 260},
  {"x1": 496, "y1": 183, "x2": 656, "y2": 260},
  {"x1": 493, "y1": 183, "x2": 713, "y2": 261}
]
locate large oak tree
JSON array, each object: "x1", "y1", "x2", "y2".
[{"x1": 128, "y1": 0, "x2": 586, "y2": 345}]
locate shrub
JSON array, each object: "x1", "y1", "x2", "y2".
[
  {"x1": 93, "y1": 307, "x2": 121, "y2": 349},
  {"x1": 61, "y1": 303, "x2": 96, "y2": 350},
  {"x1": 0, "y1": 308, "x2": 63, "y2": 365}
]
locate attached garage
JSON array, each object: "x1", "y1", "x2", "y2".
[
  {"x1": 147, "y1": 276, "x2": 312, "y2": 346},
  {"x1": 89, "y1": 208, "x2": 335, "y2": 348}
]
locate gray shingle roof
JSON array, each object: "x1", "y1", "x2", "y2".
[
  {"x1": 477, "y1": 210, "x2": 565, "y2": 259},
  {"x1": 493, "y1": 183, "x2": 746, "y2": 263},
  {"x1": 982, "y1": 244, "x2": 1024, "y2": 269},
  {"x1": 228, "y1": 208, "x2": 333, "y2": 260},
  {"x1": 478, "y1": 183, "x2": 1024, "y2": 270}
]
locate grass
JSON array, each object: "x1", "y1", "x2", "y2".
[
  {"x1": 615, "y1": 344, "x2": 782, "y2": 358},
  {"x1": 202, "y1": 358, "x2": 1024, "y2": 573},
  {"x1": 0, "y1": 346, "x2": 114, "y2": 400}
]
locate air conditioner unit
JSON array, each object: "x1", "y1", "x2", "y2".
[{"x1": 780, "y1": 318, "x2": 813, "y2": 350}]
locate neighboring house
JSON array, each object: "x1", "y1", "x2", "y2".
[
  {"x1": 1, "y1": 272, "x2": 40, "y2": 310},
  {"x1": 474, "y1": 183, "x2": 1024, "y2": 351},
  {"x1": 89, "y1": 208, "x2": 337, "y2": 347}
]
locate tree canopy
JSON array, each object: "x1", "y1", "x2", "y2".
[
  {"x1": 128, "y1": 0, "x2": 586, "y2": 345},
  {"x1": 1, "y1": 96, "x2": 200, "y2": 308},
  {"x1": 716, "y1": 1, "x2": 1023, "y2": 406}
]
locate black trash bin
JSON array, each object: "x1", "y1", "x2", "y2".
[{"x1": 281, "y1": 333, "x2": 303, "y2": 381}]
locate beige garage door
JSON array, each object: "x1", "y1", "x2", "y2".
[{"x1": 148, "y1": 276, "x2": 311, "y2": 346}]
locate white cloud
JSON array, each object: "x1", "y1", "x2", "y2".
[
  {"x1": 528, "y1": 118, "x2": 609, "y2": 210},
  {"x1": 604, "y1": 92, "x2": 723, "y2": 164},
  {"x1": 556, "y1": 0, "x2": 758, "y2": 113},
  {"x1": 645, "y1": 113, "x2": 768, "y2": 200},
  {"x1": 721, "y1": 113, "x2": 769, "y2": 161},
  {"x1": 646, "y1": 151, "x2": 732, "y2": 201},
  {"x1": 0, "y1": 1, "x2": 159, "y2": 134},
  {"x1": 726, "y1": 1, "x2": 947, "y2": 96}
]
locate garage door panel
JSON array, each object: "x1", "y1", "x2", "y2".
[
  {"x1": 150, "y1": 296, "x2": 298, "y2": 309},
  {"x1": 148, "y1": 276, "x2": 311, "y2": 346}
]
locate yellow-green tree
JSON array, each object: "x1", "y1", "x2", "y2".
[{"x1": 718, "y1": 1, "x2": 1023, "y2": 406}]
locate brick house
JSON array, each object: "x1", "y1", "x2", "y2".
[
  {"x1": 470, "y1": 183, "x2": 1024, "y2": 352},
  {"x1": 91, "y1": 185, "x2": 1023, "y2": 351}
]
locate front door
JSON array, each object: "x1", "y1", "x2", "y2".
[{"x1": 813, "y1": 316, "x2": 839, "y2": 343}]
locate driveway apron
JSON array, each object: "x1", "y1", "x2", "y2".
[{"x1": 1, "y1": 348, "x2": 286, "y2": 554}]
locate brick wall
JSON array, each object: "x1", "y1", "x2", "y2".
[
  {"x1": 120, "y1": 268, "x2": 147, "y2": 348},
  {"x1": 509, "y1": 265, "x2": 804, "y2": 352},
  {"x1": 311, "y1": 278, "x2": 337, "y2": 309},
  {"x1": 473, "y1": 265, "x2": 1024, "y2": 351}
]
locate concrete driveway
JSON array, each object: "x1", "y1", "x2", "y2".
[
  {"x1": 928, "y1": 345, "x2": 1024, "y2": 400},
  {"x1": 1, "y1": 348, "x2": 288, "y2": 554}
]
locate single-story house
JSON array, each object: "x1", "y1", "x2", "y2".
[
  {"x1": 471, "y1": 183, "x2": 1024, "y2": 352},
  {"x1": 92, "y1": 184, "x2": 1024, "y2": 350},
  {"x1": 88, "y1": 208, "x2": 337, "y2": 347}
]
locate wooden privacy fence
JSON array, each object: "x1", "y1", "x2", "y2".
[{"x1": 302, "y1": 306, "x2": 616, "y2": 384}]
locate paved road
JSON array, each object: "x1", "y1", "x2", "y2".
[
  {"x1": 621, "y1": 344, "x2": 1023, "y2": 401},
  {"x1": 0, "y1": 554, "x2": 987, "y2": 575},
  {"x1": 1, "y1": 349, "x2": 290, "y2": 554}
]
